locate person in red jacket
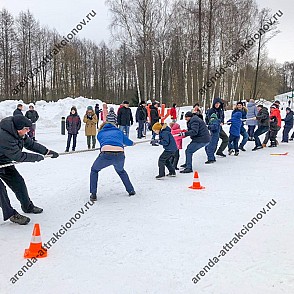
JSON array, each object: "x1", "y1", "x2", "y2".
[
  {"x1": 170, "y1": 103, "x2": 177, "y2": 122},
  {"x1": 262, "y1": 104, "x2": 281, "y2": 147},
  {"x1": 169, "y1": 122, "x2": 186, "y2": 170}
]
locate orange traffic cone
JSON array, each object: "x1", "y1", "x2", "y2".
[
  {"x1": 189, "y1": 171, "x2": 205, "y2": 190},
  {"x1": 24, "y1": 224, "x2": 47, "y2": 258}
]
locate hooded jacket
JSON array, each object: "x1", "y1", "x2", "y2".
[
  {"x1": 246, "y1": 102, "x2": 258, "y2": 126},
  {"x1": 66, "y1": 109, "x2": 81, "y2": 135},
  {"x1": 158, "y1": 125, "x2": 178, "y2": 152},
  {"x1": 0, "y1": 117, "x2": 47, "y2": 164},
  {"x1": 185, "y1": 115, "x2": 210, "y2": 143},
  {"x1": 256, "y1": 107, "x2": 270, "y2": 127},
  {"x1": 227, "y1": 112, "x2": 242, "y2": 136},
  {"x1": 283, "y1": 110, "x2": 294, "y2": 128},
  {"x1": 97, "y1": 123, "x2": 133, "y2": 148},
  {"x1": 270, "y1": 108, "x2": 281, "y2": 128},
  {"x1": 25, "y1": 110, "x2": 39, "y2": 124},
  {"x1": 205, "y1": 98, "x2": 225, "y2": 124},
  {"x1": 171, "y1": 123, "x2": 185, "y2": 149}
]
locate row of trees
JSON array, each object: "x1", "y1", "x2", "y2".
[{"x1": 0, "y1": 1, "x2": 292, "y2": 107}]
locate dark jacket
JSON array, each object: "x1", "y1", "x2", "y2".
[
  {"x1": 117, "y1": 107, "x2": 133, "y2": 126},
  {"x1": 159, "y1": 125, "x2": 177, "y2": 152},
  {"x1": 95, "y1": 105, "x2": 102, "y2": 119},
  {"x1": 185, "y1": 115, "x2": 210, "y2": 143},
  {"x1": 98, "y1": 123, "x2": 133, "y2": 149},
  {"x1": 205, "y1": 98, "x2": 225, "y2": 124},
  {"x1": 227, "y1": 112, "x2": 242, "y2": 136},
  {"x1": 0, "y1": 117, "x2": 47, "y2": 164},
  {"x1": 150, "y1": 105, "x2": 160, "y2": 126},
  {"x1": 66, "y1": 113, "x2": 81, "y2": 134},
  {"x1": 136, "y1": 106, "x2": 147, "y2": 122},
  {"x1": 283, "y1": 111, "x2": 294, "y2": 128},
  {"x1": 256, "y1": 107, "x2": 270, "y2": 127},
  {"x1": 13, "y1": 108, "x2": 23, "y2": 116},
  {"x1": 25, "y1": 110, "x2": 39, "y2": 124}
]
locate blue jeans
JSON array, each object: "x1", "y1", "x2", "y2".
[
  {"x1": 205, "y1": 132, "x2": 220, "y2": 161},
  {"x1": 282, "y1": 126, "x2": 292, "y2": 142},
  {"x1": 90, "y1": 152, "x2": 134, "y2": 195},
  {"x1": 254, "y1": 126, "x2": 269, "y2": 147},
  {"x1": 119, "y1": 125, "x2": 130, "y2": 138},
  {"x1": 185, "y1": 142, "x2": 208, "y2": 170},
  {"x1": 239, "y1": 126, "x2": 248, "y2": 147},
  {"x1": 228, "y1": 134, "x2": 240, "y2": 152}
]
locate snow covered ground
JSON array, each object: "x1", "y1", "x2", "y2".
[{"x1": 0, "y1": 98, "x2": 293, "y2": 294}]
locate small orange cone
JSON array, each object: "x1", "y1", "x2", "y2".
[
  {"x1": 24, "y1": 224, "x2": 47, "y2": 258},
  {"x1": 189, "y1": 171, "x2": 205, "y2": 190}
]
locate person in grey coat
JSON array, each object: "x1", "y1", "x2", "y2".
[{"x1": 246, "y1": 99, "x2": 258, "y2": 140}]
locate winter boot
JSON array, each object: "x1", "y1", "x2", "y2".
[
  {"x1": 180, "y1": 163, "x2": 187, "y2": 168},
  {"x1": 268, "y1": 141, "x2": 277, "y2": 148},
  {"x1": 228, "y1": 149, "x2": 234, "y2": 155},
  {"x1": 155, "y1": 175, "x2": 165, "y2": 179},
  {"x1": 239, "y1": 145, "x2": 246, "y2": 152},
  {"x1": 205, "y1": 160, "x2": 216, "y2": 164},
  {"x1": 22, "y1": 205, "x2": 43, "y2": 214},
  {"x1": 234, "y1": 151, "x2": 239, "y2": 156},
  {"x1": 9, "y1": 212, "x2": 30, "y2": 225},
  {"x1": 179, "y1": 168, "x2": 193, "y2": 174},
  {"x1": 88, "y1": 145, "x2": 91, "y2": 150},
  {"x1": 90, "y1": 193, "x2": 97, "y2": 201},
  {"x1": 129, "y1": 191, "x2": 136, "y2": 196},
  {"x1": 167, "y1": 172, "x2": 176, "y2": 177},
  {"x1": 216, "y1": 151, "x2": 226, "y2": 157}
]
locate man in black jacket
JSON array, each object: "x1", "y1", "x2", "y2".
[
  {"x1": 180, "y1": 112, "x2": 210, "y2": 173},
  {"x1": 0, "y1": 115, "x2": 59, "y2": 225},
  {"x1": 25, "y1": 103, "x2": 39, "y2": 140},
  {"x1": 13, "y1": 104, "x2": 24, "y2": 116},
  {"x1": 205, "y1": 98, "x2": 228, "y2": 157},
  {"x1": 150, "y1": 102, "x2": 160, "y2": 145},
  {"x1": 135, "y1": 101, "x2": 147, "y2": 139},
  {"x1": 117, "y1": 100, "x2": 133, "y2": 138},
  {"x1": 252, "y1": 105, "x2": 270, "y2": 151}
]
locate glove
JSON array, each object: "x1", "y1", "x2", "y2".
[
  {"x1": 47, "y1": 150, "x2": 59, "y2": 158},
  {"x1": 35, "y1": 155, "x2": 44, "y2": 162},
  {"x1": 150, "y1": 139, "x2": 159, "y2": 144}
]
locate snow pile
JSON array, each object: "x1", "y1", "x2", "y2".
[{"x1": 0, "y1": 97, "x2": 103, "y2": 128}]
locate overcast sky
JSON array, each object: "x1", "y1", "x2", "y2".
[{"x1": 1, "y1": 0, "x2": 293, "y2": 64}]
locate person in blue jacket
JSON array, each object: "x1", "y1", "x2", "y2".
[
  {"x1": 205, "y1": 113, "x2": 221, "y2": 164},
  {"x1": 232, "y1": 102, "x2": 249, "y2": 151},
  {"x1": 227, "y1": 112, "x2": 242, "y2": 156},
  {"x1": 90, "y1": 122, "x2": 136, "y2": 201},
  {"x1": 282, "y1": 107, "x2": 294, "y2": 142},
  {"x1": 205, "y1": 98, "x2": 228, "y2": 157},
  {"x1": 152, "y1": 122, "x2": 178, "y2": 179}
]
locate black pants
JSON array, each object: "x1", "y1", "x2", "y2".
[
  {"x1": 217, "y1": 128, "x2": 229, "y2": 153},
  {"x1": 170, "y1": 149, "x2": 180, "y2": 168},
  {"x1": 158, "y1": 151, "x2": 175, "y2": 176},
  {"x1": 66, "y1": 133, "x2": 77, "y2": 151},
  {"x1": 0, "y1": 166, "x2": 33, "y2": 220}
]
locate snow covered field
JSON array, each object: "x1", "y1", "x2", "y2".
[{"x1": 0, "y1": 98, "x2": 294, "y2": 294}]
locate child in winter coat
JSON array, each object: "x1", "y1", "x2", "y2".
[
  {"x1": 83, "y1": 106, "x2": 98, "y2": 149},
  {"x1": 152, "y1": 122, "x2": 178, "y2": 179},
  {"x1": 282, "y1": 107, "x2": 293, "y2": 142},
  {"x1": 227, "y1": 112, "x2": 242, "y2": 155},
  {"x1": 205, "y1": 113, "x2": 221, "y2": 163},
  {"x1": 169, "y1": 122, "x2": 185, "y2": 170},
  {"x1": 106, "y1": 107, "x2": 118, "y2": 125},
  {"x1": 65, "y1": 106, "x2": 81, "y2": 152}
]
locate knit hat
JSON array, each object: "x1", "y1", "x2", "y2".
[
  {"x1": 270, "y1": 104, "x2": 277, "y2": 109},
  {"x1": 109, "y1": 107, "x2": 114, "y2": 111},
  {"x1": 87, "y1": 106, "x2": 93, "y2": 111},
  {"x1": 185, "y1": 111, "x2": 193, "y2": 118},
  {"x1": 28, "y1": 103, "x2": 34, "y2": 108},
  {"x1": 12, "y1": 115, "x2": 32, "y2": 130},
  {"x1": 286, "y1": 107, "x2": 291, "y2": 111},
  {"x1": 122, "y1": 100, "x2": 129, "y2": 105},
  {"x1": 152, "y1": 122, "x2": 163, "y2": 132}
]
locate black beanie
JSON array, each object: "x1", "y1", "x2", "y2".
[
  {"x1": 185, "y1": 111, "x2": 193, "y2": 118},
  {"x1": 12, "y1": 115, "x2": 32, "y2": 130}
]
